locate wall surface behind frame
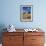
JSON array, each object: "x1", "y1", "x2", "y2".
[{"x1": 0, "y1": 0, "x2": 46, "y2": 31}]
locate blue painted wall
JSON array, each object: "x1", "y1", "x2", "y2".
[{"x1": 0, "y1": 0, "x2": 46, "y2": 32}]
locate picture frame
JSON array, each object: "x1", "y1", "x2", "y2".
[{"x1": 20, "y1": 5, "x2": 33, "y2": 22}]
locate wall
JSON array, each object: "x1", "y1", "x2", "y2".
[
  {"x1": 0, "y1": 0, "x2": 46, "y2": 31},
  {"x1": 0, "y1": 0, "x2": 39, "y2": 29}
]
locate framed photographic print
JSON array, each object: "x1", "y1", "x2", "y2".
[{"x1": 20, "y1": 5, "x2": 33, "y2": 22}]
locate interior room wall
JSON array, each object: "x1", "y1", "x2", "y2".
[{"x1": 0, "y1": 0, "x2": 46, "y2": 30}]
